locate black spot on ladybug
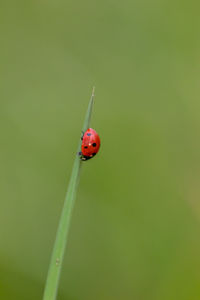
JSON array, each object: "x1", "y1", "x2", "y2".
[
  {"x1": 92, "y1": 143, "x2": 97, "y2": 147},
  {"x1": 87, "y1": 133, "x2": 91, "y2": 136},
  {"x1": 84, "y1": 146, "x2": 88, "y2": 149},
  {"x1": 92, "y1": 153, "x2": 96, "y2": 156}
]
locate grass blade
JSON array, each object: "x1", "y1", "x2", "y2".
[{"x1": 43, "y1": 88, "x2": 95, "y2": 300}]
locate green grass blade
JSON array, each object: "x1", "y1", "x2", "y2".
[{"x1": 43, "y1": 88, "x2": 95, "y2": 300}]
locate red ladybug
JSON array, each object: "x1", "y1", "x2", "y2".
[{"x1": 80, "y1": 128, "x2": 100, "y2": 161}]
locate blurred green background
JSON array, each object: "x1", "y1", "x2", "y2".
[{"x1": 1, "y1": 0, "x2": 200, "y2": 299}]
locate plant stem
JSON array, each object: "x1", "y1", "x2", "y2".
[{"x1": 43, "y1": 88, "x2": 95, "y2": 300}]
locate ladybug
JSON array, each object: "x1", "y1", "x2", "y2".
[{"x1": 80, "y1": 128, "x2": 100, "y2": 161}]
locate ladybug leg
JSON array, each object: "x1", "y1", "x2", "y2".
[
  {"x1": 80, "y1": 156, "x2": 86, "y2": 161},
  {"x1": 81, "y1": 130, "x2": 85, "y2": 140},
  {"x1": 78, "y1": 151, "x2": 87, "y2": 161}
]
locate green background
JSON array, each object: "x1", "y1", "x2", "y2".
[{"x1": 0, "y1": 1, "x2": 200, "y2": 299}]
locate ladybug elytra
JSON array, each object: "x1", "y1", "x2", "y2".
[{"x1": 80, "y1": 128, "x2": 100, "y2": 161}]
